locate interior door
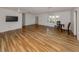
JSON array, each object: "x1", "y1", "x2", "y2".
[
  {"x1": 35, "y1": 16, "x2": 38, "y2": 25},
  {"x1": 22, "y1": 13, "x2": 25, "y2": 26}
]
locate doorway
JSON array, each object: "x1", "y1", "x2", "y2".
[
  {"x1": 35, "y1": 16, "x2": 38, "y2": 25},
  {"x1": 22, "y1": 13, "x2": 26, "y2": 28}
]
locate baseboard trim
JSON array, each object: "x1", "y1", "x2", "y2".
[{"x1": 0, "y1": 28, "x2": 22, "y2": 34}]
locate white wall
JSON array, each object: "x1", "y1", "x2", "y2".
[
  {"x1": 76, "y1": 8, "x2": 79, "y2": 40},
  {"x1": 69, "y1": 9, "x2": 78, "y2": 36},
  {"x1": 70, "y1": 10, "x2": 74, "y2": 35},
  {"x1": 0, "y1": 8, "x2": 22, "y2": 32},
  {"x1": 38, "y1": 11, "x2": 71, "y2": 30},
  {"x1": 71, "y1": 8, "x2": 79, "y2": 40},
  {"x1": 24, "y1": 13, "x2": 35, "y2": 25}
]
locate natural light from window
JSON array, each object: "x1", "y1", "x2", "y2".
[{"x1": 48, "y1": 15, "x2": 60, "y2": 24}]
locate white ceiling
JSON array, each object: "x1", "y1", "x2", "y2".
[{"x1": 2, "y1": 7, "x2": 75, "y2": 14}]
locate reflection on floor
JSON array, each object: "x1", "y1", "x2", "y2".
[{"x1": 0, "y1": 25, "x2": 79, "y2": 52}]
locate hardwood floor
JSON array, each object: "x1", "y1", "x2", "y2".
[{"x1": 0, "y1": 25, "x2": 79, "y2": 52}]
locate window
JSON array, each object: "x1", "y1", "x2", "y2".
[{"x1": 48, "y1": 15, "x2": 59, "y2": 23}]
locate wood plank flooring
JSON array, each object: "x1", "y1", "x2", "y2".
[{"x1": 0, "y1": 25, "x2": 79, "y2": 52}]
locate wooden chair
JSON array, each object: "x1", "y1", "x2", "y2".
[
  {"x1": 67, "y1": 22, "x2": 71, "y2": 35},
  {"x1": 55, "y1": 21, "x2": 64, "y2": 32}
]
